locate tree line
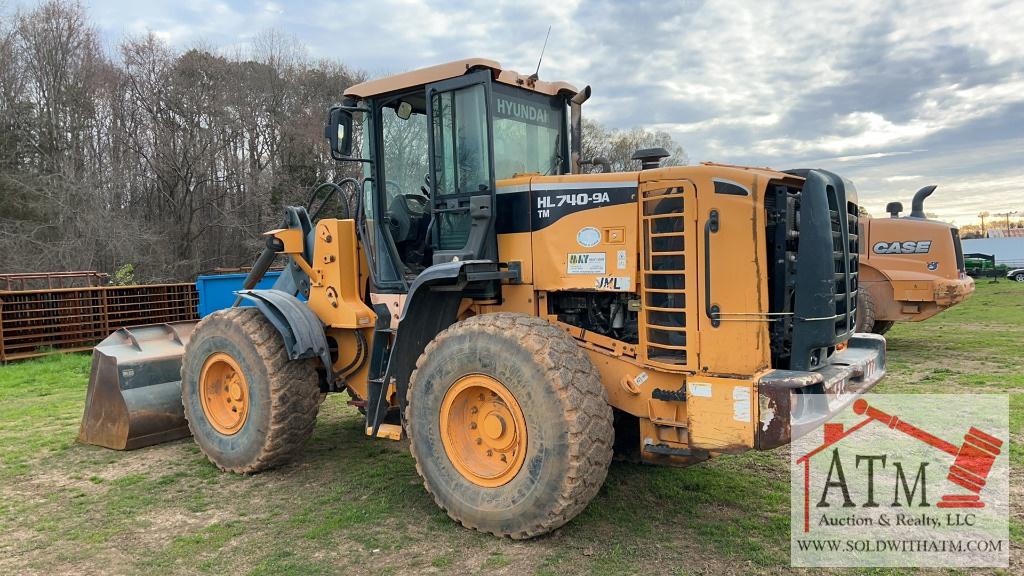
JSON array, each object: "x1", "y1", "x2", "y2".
[{"x1": 0, "y1": 0, "x2": 686, "y2": 283}]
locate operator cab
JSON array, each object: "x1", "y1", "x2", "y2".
[{"x1": 325, "y1": 59, "x2": 580, "y2": 293}]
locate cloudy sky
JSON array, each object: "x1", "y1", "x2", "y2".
[{"x1": 51, "y1": 1, "x2": 1024, "y2": 222}]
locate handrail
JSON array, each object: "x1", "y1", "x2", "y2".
[{"x1": 704, "y1": 209, "x2": 720, "y2": 327}]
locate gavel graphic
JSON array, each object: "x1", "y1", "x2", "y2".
[{"x1": 852, "y1": 399, "x2": 1003, "y2": 508}]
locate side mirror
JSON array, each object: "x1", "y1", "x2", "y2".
[
  {"x1": 396, "y1": 101, "x2": 413, "y2": 120},
  {"x1": 324, "y1": 106, "x2": 353, "y2": 159}
]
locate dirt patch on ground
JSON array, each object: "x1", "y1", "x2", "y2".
[{"x1": 79, "y1": 440, "x2": 194, "y2": 481}]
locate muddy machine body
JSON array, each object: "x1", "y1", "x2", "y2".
[{"x1": 81, "y1": 59, "x2": 885, "y2": 538}]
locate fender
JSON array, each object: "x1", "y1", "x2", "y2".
[
  {"x1": 236, "y1": 289, "x2": 333, "y2": 381},
  {"x1": 366, "y1": 260, "x2": 515, "y2": 432},
  {"x1": 387, "y1": 260, "x2": 516, "y2": 397}
]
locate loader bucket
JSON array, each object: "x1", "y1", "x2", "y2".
[{"x1": 78, "y1": 322, "x2": 197, "y2": 450}]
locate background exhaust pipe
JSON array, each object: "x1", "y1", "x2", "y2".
[{"x1": 909, "y1": 185, "x2": 937, "y2": 218}]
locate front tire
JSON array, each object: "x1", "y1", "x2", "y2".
[
  {"x1": 181, "y1": 307, "x2": 320, "y2": 474},
  {"x1": 406, "y1": 313, "x2": 614, "y2": 539}
]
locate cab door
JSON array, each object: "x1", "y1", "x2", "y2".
[{"x1": 426, "y1": 70, "x2": 497, "y2": 264}]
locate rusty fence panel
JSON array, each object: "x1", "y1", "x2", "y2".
[
  {"x1": 0, "y1": 271, "x2": 109, "y2": 291},
  {"x1": 0, "y1": 284, "x2": 198, "y2": 362}
]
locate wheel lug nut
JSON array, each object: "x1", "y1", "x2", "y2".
[
  {"x1": 470, "y1": 407, "x2": 478, "y2": 414},
  {"x1": 500, "y1": 454, "x2": 507, "y2": 462},
  {"x1": 476, "y1": 438, "x2": 482, "y2": 445},
  {"x1": 486, "y1": 449, "x2": 493, "y2": 457},
  {"x1": 470, "y1": 422, "x2": 477, "y2": 429}
]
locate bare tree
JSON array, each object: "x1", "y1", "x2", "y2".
[
  {"x1": 581, "y1": 117, "x2": 688, "y2": 172},
  {"x1": 0, "y1": 1, "x2": 360, "y2": 282},
  {"x1": 1, "y1": 1, "x2": 693, "y2": 283}
]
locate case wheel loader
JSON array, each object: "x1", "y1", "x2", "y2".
[
  {"x1": 856, "y1": 186, "x2": 975, "y2": 334},
  {"x1": 79, "y1": 58, "x2": 886, "y2": 538}
]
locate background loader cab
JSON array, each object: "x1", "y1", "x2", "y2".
[{"x1": 857, "y1": 185, "x2": 975, "y2": 334}]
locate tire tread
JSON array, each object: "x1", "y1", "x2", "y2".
[
  {"x1": 182, "y1": 307, "x2": 320, "y2": 474},
  {"x1": 405, "y1": 312, "x2": 614, "y2": 539}
]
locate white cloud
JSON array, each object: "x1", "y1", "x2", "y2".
[
  {"x1": 829, "y1": 151, "x2": 926, "y2": 164},
  {"x1": 818, "y1": 138, "x2": 1024, "y2": 223},
  {"x1": 77, "y1": 0, "x2": 1024, "y2": 222}
]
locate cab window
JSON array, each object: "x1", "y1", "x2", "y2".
[
  {"x1": 431, "y1": 83, "x2": 491, "y2": 252},
  {"x1": 381, "y1": 103, "x2": 429, "y2": 203},
  {"x1": 492, "y1": 85, "x2": 567, "y2": 179},
  {"x1": 431, "y1": 84, "x2": 490, "y2": 197},
  {"x1": 379, "y1": 97, "x2": 432, "y2": 273}
]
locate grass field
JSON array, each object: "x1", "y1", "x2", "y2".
[{"x1": 1, "y1": 280, "x2": 1021, "y2": 575}]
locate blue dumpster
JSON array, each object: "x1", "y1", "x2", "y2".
[{"x1": 195, "y1": 272, "x2": 284, "y2": 317}]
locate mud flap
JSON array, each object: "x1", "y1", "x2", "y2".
[{"x1": 78, "y1": 322, "x2": 197, "y2": 450}]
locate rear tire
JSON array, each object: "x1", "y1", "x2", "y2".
[
  {"x1": 856, "y1": 289, "x2": 877, "y2": 333},
  {"x1": 181, "y1": 307, "x2": 320, "y2": 474},
  {"x1": 1015, "y1": 273, "x2": 1024, "y2": 283},
  {"x1": 872, "y1": 320, "x2": 895, "y2": 335},
  {"x1": 406, "y1": 313, "x2": 614, "y2": 539}
]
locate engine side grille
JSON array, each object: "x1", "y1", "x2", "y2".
[
  {"x1": 773, "y1": 169, "x2": 859, "y2": 371},
  {"x1": 765, "y1": 182, "x2": 800, "y2": 369},
  {"x1": 638, "y1": 184, "x2": 694, "y2": 370},
  {"x1": 827, "y1": 192, "x2": 858, "y2": 336}
]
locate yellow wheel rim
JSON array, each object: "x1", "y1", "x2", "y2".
[
  {"x1": 199, "y1": 352, "x2": 249, "y2": 435},
  {"x1": 439, "y1": 375, "x2": 528, "y2": 487}
]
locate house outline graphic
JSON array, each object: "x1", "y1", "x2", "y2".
[{"x1": 795, "y1": 398, "x2": 1003, "y2": 533}]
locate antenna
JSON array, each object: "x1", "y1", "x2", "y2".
[{"x1": 529, "y1": 26, "x2": 552, "y2": 82}]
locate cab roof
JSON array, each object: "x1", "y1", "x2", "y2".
[{"x1": 344, "y1": 58, "x2": 579, "y2": 100}]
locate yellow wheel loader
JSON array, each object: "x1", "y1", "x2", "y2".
[
  {"x1": 856, "y1": 186, "x2": 975, "y2": 334},
  {"x1": 79, "y1": 58, "x2": 886, "y2": 538}
]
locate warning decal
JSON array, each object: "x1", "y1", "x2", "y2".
[{"x1": 567, "y1": 252, "x2": 606, "y2": 274}]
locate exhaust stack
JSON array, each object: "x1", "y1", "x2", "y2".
[
  {"x1": 909, "y1": 185, "x2": 937, "y2": 218},
  {"x1": 569, "y1": 85, "x2": 592, "y2": 174}
]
